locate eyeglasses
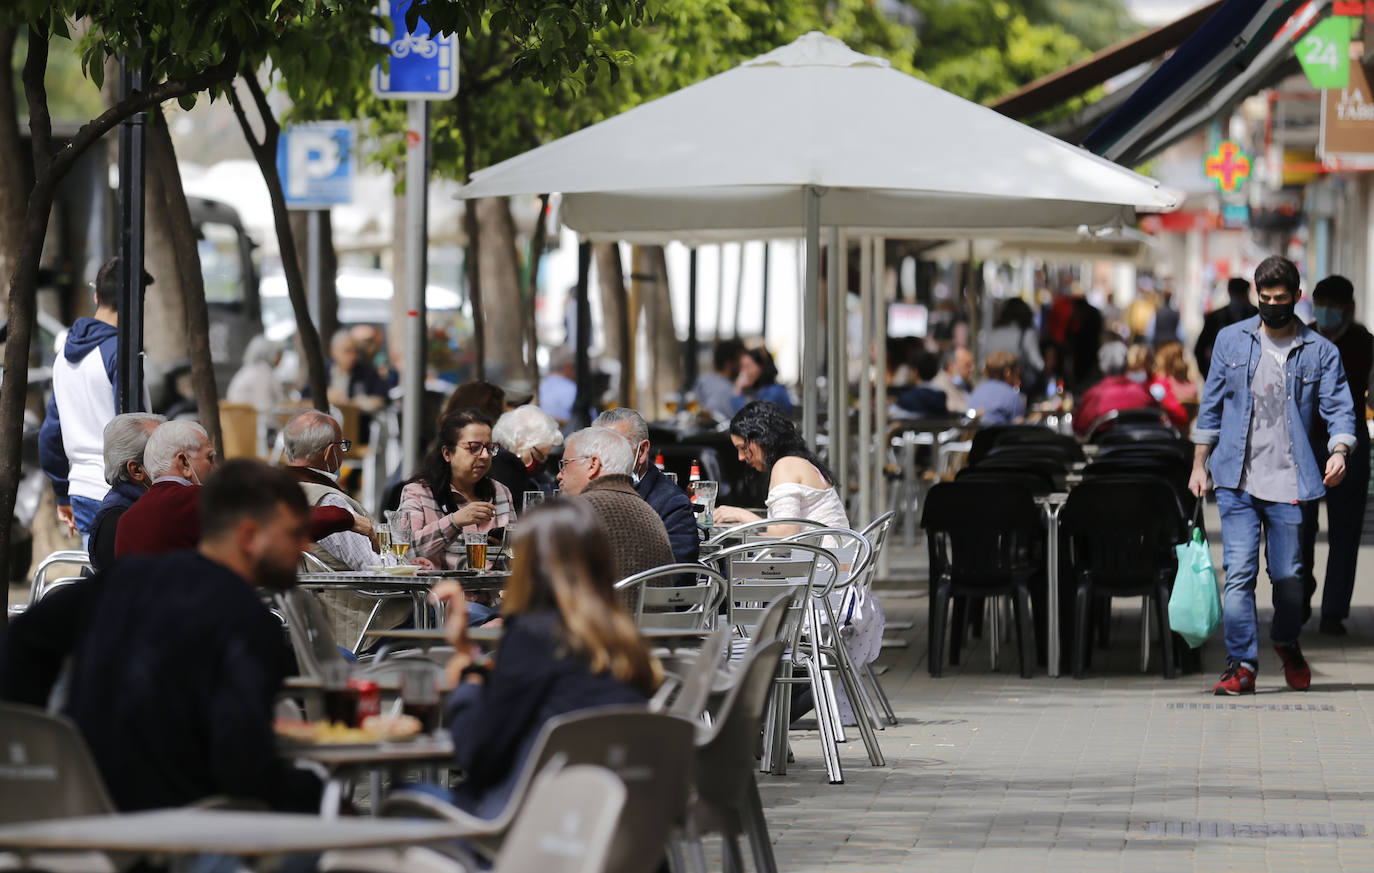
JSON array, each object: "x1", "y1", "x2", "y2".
[
  {"x1": 458, "y1": 442, "x2": 498, "y2": 457},
  {"x1": 559, "y1": 456, "x2": 591, "y2": 472},
  {"x1": 333, "y1": 439, "x2": 352, "y2": 453}
]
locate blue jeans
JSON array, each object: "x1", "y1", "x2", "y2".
[
  {"x1": 69, "y1": 495, "x2": 101, "y2": 550},
  {"x1": 1216, "y1": 487, "x2": 1308, "y2": 667},
  {"x1": 1301, "y1": 436, "x2": 1371, "y2": 621}
]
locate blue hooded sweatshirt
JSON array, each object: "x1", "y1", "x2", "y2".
[{"x1": 39, "y1": 317, "x2": 120, "y2": 504}]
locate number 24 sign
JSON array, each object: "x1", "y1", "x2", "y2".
[{"x1": 1297, "y1": 16, "x2": 1352, "y2": 90}]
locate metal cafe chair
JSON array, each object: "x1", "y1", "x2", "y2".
[{"x1": 614, "y1": 563, "x2": 727, "y2": 631}]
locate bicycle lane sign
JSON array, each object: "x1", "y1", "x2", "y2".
[{"x1": 372, "y1": 0, "x2": 459, "y2": 100}]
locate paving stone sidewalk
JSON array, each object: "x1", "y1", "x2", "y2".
[{"x1": 756, "y1": 508, "x2": 1374, "y2": 872}]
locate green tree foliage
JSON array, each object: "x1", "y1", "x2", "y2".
[{"x1": 285, "y1": 0, "x2": 916, "y2": 182}]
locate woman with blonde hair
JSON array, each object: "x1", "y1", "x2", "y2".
[
  {"x1": 430, "y1": 499, "x2": 660, "y2": 818},
  {"x1": 1154, "y1": 341, "x2": 1198, "y2": 405}
]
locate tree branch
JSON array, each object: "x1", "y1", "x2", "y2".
[
  {"x1": 23, "y1": 20, "x2": 53, "y2": 176},
  {"x1": 226, "y1": 79, "x2": 266, "y2": 158},
  {"x1": 242, "y1": 70, "x2": 280, "y2": 151},
  {"x1": 47, "y1": 45, "x2": 241, "y2": 187}
]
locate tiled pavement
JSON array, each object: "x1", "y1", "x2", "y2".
[{"x1": 756, "y1": 506, "x2": 1374, "y2": 872}]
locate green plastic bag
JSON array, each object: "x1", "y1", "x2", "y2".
[{"x1": 1169, "y1": 524, "x2": 1222, "y2": 648}]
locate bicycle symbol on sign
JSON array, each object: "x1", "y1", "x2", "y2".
[{"x1": 391, "y1": 33, "x2": 438, "y2": 59}]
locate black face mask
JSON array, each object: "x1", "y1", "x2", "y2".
[{"x1": 1258, "y1": 301, "x2": 1296, "y2": 329}]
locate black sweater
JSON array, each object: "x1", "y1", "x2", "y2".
[
  {"x1": 0, "y1": 551, "x2": 321, "y2": 812},
  {"x1": 446, "y1": 609, "x2": 648, "y2": 818}
]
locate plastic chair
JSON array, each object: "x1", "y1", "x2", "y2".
[
  {"x1": 378, "y1": 708, "x2": 694, "y2": 873},
  {"x1": 0, "y1": 703, "x2": 118, "y2": 873},
  {"x1": 614, "y1": 564, "x2": 727, "y2": 631},
  {"x1": 651, "y1": 625, "x2": 731, "y2": 721},
  {"x1": 323, "y1": 762, "x2": 628, "y2": 873},
  {"x1": 678, "y1": 641, "x2": 787, "y2": 873},
  {"x1": 921, "y1": 480, "x2": 1040, "y2": 679},
  {"x1": 1061, "y1": 478, "x2": 1186, "y2": 680}
]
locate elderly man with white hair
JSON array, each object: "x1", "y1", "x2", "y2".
[
  {"x1": 594, "y1": 407, "x2": 698, "y2": 564},
  {"x1": 558, "y1": 426, "x2": 673, "y2": 581},
  {"x1": 281, "y1": 410, "x2": 405, "y2": 648},
  {"x1": 114, "y1": 420, "x2": 217, "y2": 558},
  {"x1": 87, "y1": 413, "x2": 165, "y2": 570}
]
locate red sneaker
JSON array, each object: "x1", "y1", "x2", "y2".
[
  {"x1": 1213, "y1": 663, "x2": 1256, "y2": 695},
  {"x1": 1274, "y1": 642, "x2": 1311, "y2": 691}
]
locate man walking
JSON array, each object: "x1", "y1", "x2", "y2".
[
  {"x1": 1300, "y1": 275, "x2": 1373, "y2": 636},
  {"x1": 1190, "y1": 256, "x2": 1356, "y2": 694}
]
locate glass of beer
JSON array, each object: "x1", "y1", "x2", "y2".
[
  {"x1": 464, "y1": 531, "x2": 488, "y2": 570},
  {"x1": 665, "y1": 393, "x2": 681, "y2": 415},
  {"x1": 375, "y1": 524, "x2": 393, "y2": 565},
  {"x1": 690, "y1": 480, "x2": 719, "y2": 525},
  {"x1": 390, "y1": 515, "x2": 413, "y2": 564}
]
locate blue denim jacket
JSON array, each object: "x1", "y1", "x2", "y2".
[{"x1": 1192, "y1": 316, "x2": 1357, "y2": 502}]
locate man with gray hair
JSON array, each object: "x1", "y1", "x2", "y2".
[
  {"x1": 281, "y1": 411, "x2": 399, "y2": 647},
  {"x1": 595, "y1": 408, "x2": 698, "y2": 563},
  {"x1": 115, "y1": 420, "x2": 216, "y2": 558},
  {"x1": 558, "y1": 426, "x2": 673, "y2": 581},
  {"x1": 88, "y1": 413, "x2": 164, "y2": 571}
]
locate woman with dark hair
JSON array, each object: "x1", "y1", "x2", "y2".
[
  {"x1": 399, "y1": 409, "x2": 514, "y2": 570},
  {"x1": 733, "y1": 346, "x2": 794, "y2": 413},
  {"x1": 430, "y1": 499, "x2": 660, "y2": 818},
  {"x1": 437, "y1": 380, "x2": 507, "y2": 430},
  {"x1": 712, "y1": 400, "x2": 846, "y2": 536}
]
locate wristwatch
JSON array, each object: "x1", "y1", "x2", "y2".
[{"x1": 1334, "y1": 445, "x2": 1351, "y2": 456}]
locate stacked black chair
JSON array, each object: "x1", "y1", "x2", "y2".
[
  {"x1": 1060, "y1": 477, "x2": 1187, "y2": 679},
  {"x1": 921, "y1": 480, "x2": 1041, "y2": 678}
]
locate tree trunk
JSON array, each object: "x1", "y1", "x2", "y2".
[
  {"x1": 138, "y1": 107, "x2": 189, "y2": 369},
  {"x1": 476, "y1": 197, "x2": 525, "y2": 385},
  {"x1": 524, "y1": 193, "x2": 549, "y2": 396},
  {"x1": 642, "y1": 245, "x2": 682, "y2": 418},
  {"x1": 148, "y1": 108, "x2": 222, "y2": 454},
  {"x1": 228, "y1": 75, "x2": 328, "y2": 412},
  {"x1": 595, "y1": 242, "x2": 631, "y2": 408},
  {"x1": 464, "y1": 197, "x2": 484, "y2": 381},
  {"x1": 0, "y1": 27, "x2": 26, "y2": 311},
  {"x1": 289, "y1": 209, "x2": 340, "y2": 345},
  {"x1": 0, "y1": 28, "x2": 239, "y2": 620}
]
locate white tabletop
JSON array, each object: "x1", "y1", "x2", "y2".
[{"x1": 0, "y1": 808, "x2": 470, "y2": 855}]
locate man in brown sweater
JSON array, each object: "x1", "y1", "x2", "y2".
[{"x1": 558, "y1": 426, "x2": 674, "y2": 583}]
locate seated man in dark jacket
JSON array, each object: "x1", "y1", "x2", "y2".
[
  {"x1": 595, "y1": 407, "x2": 699, "y2": 564},
  {"x1": 0, "y1": 459, "x2": 322, "y2": 812},
  {"x1": 88, "y1": 412, "x2": 164, "y2": 571}
]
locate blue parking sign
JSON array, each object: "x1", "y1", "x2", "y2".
[
  {"x1": 277, "y1": 123, "x2": 354, "y2": 210},
  {"x1": 372, "y1": 0, "x2": 459, "y2": 100}
]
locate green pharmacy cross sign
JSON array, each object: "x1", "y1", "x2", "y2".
[{"x1": 1205, "y1": 141, "x2": 1252, "y2": 193}]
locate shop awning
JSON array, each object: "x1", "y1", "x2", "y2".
[{"x1": 1083, "y1": 0, "x2": 1320, "y2": 166}]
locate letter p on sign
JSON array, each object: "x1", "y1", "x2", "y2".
[{"x1": 277, "y1": 122, "x2": 354, "y2": 210}]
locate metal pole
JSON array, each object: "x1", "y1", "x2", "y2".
[
  {"x1": 685, "y1": 247, "x2": 699, "y2": 392},
  {"x1": 761, "y1": 242, "x2": 770, "y2": 338},
  {"x1": 832, "y1": 229, "x2": 849, "y2": 509},
  {"x1": 116, "y1": 53, "x2": 147, "y2": 414},
  {"x1": 307, "y1": 210, "x2": 324, "y2": 329},
  {"x1": 802, "y1": 187, "x2": 821, "y2": 446},
  {"x1": 858, "y1": 235, "x2": 873, "y2": 527},
  {"x1": 572, "y1": 240, "x2": 592, "y2": 428},
  {"x1": 401, "y1": 100, "x2": 430, "y2": 477},
  {"x1": 874, "y1": 237, "x2": 890, "y2": 576},
  {"x1": 826, "y1": 229, "x2": 839, "y2": 461}
]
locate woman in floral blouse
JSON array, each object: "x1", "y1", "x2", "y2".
[{"x1": 399, "y1": 409, "x2": 515, "y2": 570}]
